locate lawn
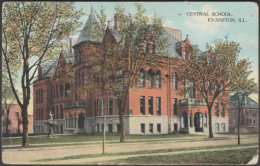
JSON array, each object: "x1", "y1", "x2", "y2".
[
  {"x1": 2, "y1": 133, "x2": 205, "y2": 147},
  {"x1": 32, "y1": 143, "x2": 258, "y2": 162},
  {"x1": 103, "y1": 147, "x2": 258, "y2": 165}
]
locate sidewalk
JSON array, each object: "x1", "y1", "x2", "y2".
[{"x1": 2, "y1": 135, "x2": 258, "y2": 164}]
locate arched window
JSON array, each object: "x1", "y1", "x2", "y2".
[
  {"x1": 148, "y1": 69, "x2": 154, "y2": 88},
  {"x1": 65, "y1": 83, "x2": 70, "y2": 98},
  {"x1": 155, "y1": 70, "x2": 161, "y2": 88},
  {"x1": 60, "y1": 84, "x2": 64, "y2": 98},
  {"x1": 173, "y1": 72, "x2": 178, "y2": 90},
  {"x1": 139, "y1": 69, "x2": 145, "y2": 87}
]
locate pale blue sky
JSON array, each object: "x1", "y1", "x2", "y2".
[{"x1": 75, "y1": 2, "x2": 259, "y2": 83}]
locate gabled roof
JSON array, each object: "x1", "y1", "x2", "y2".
[
  {"x1": 229, "y1": 92, "x2": 258, "y2": 108},
  {"x1": 162, "y1": 27, "x2": 182, "y2": 58},
  {"x1": 74, "y1": 7, "x2": 101, "y2": 46}
]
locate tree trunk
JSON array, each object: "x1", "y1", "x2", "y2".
[
  {"x1": 5, "y1": 108, "x2": 10, "y2": 136},
  {"x1": 21, "y1": 105, "x2": 29, "y2": 146},
  {"x1": 119, "y1": 110, "x2": 125, "y2": 142},
  {"x1": 208, "y1": 106, "x2": 214, "y2": 138}
]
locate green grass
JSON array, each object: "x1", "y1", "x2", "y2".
[
  {"x1": 217, "y1": 132, "x2": 259, "y2": 135},
  {"x1": 32, "y1": 142, "x2": 258, "y2": 162},
  {"x1": 2, "y1": 133, "x2": 204, "y2": 146},
  {"x1": 103, "y1": 147, "x2": 258, "y2": 165}
]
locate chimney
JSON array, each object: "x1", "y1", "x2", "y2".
[
  {"x1": 114, "y1": 14, "x2": 119, "y2": 31},
  {"x1": 69, "y1": 38, "x2": 72, "y2": 53}
]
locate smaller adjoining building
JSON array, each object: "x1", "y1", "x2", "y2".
[
  {"x1": 2, "y1": 104, "x2": 33, "y2": 135},
  {"x1": 228, "y1": 93, "x2": 259, "y2": 133}
]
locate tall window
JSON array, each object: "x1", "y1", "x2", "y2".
[
  {"x1": 214, "y1": 81, "x2": 218, "y2": 92},
  {"x1": 156, "y1": 97, "x2": 161, "y2": 115},
  {"x1": 76, "y1": 50, "x2": 82, "y2": 63},
  {"x1": 116, "y1": 70, "x2": 122, "y2": 87},
  {"x1": 108, "y1": 97, "x2": 113, "y2": 115},
  {"x1": 215, "y1": 123, "x2": 219, "y2": 131},
  {"x1": 157, "y1": 123, "x2": 161, "y2": 133},
  {"x1": 173, "y1": 72, "x2": 178, "y2": 90},
  {"x1": 56, "y1": 85, "x2": 58, "y2": 98},
  {"x1": 78, "y1": 71, "x2": 81, "y2": 86},
  {"x1": 173, "y1": 98, "x2": 177, "y2": 115},
  {"x1": 68, "y1": 115, "x2": 73, "y2": 128},
  {"x1": 149, "y1": 96, "x2": 153, "y2": 115},
  {"x1": 140, "y1": 96, "x2": 145, "y2": 115},
  {"x1": 96, "y1": 99, "x2": 100, "y2": 116},
  {"x1": 215, "y1": 102, "x2": 219, "y2": 117},
  {"x1": 60, "y1": 105, "x2": 63, "y2": 119},
  {"x1": 221, "y1": 123, "x2": 225, "y2": 131},
  {"x1": 82, "y1": 72, "x2": 84, "y2": 85},
  {"x1": 155, "y1": 70, "x2": 161, "y2": 88},
  {"x1": 65, "y1": 83, "x2": 70, "y2": 97},
  {"x1": 221, "y1": 103, "x2": 225, "y2": 117},
  {"x1": 148, "y1": 70, "x2": 154, "y2": 88},
  {"x1": 101, "y1": 99, "x2": 104, "y2": 116},
  {"x1": 60, "y1": 84, "x2": 64, "y2": 98},
  {"x1": 221, "y1": 82, "x2": 224, "y2": 96},
  {"x1": 149, "y1": 124, "x2": 153, "y2": 133},
  {"x1": 141, "y1": 124, "x2": 145, "y2": 133},
  {"x1": 139, "y1": 69, "x2": 145, "y2": 87}
]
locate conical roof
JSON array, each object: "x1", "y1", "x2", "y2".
[{"x1": 74, "y1": 7, "x2": 101, "y2": 46}]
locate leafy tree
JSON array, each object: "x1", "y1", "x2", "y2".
[
  {"x1": 173, "y1": 37, "x2": 253, "y2": 138},
  {"x1": 79, "y1": 3, "x2": 169, "y2": 142},
  {"x1": 2, "y1": 2, "x2": 82, "y2": 146}
]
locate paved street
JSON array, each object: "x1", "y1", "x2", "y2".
[{"x1": 2, "y1": 134, "x2": 258, "y2": 164}]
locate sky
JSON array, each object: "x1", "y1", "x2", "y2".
[
  {"x1": 17, "y1": 2, "x2": 260, "y2": 115},
  {"x1": 74, "y1": 2, "x2": 259, "y2": 82}
]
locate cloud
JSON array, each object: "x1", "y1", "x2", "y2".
[
  {"x1": 184, "y1": 5, "x2": 226, "y2": 34},
  {"x1": 163, "y1": 20, "x2": 176, "y2": 29}
]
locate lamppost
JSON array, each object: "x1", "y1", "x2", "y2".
[{"x1": 102, "y1": 100, "x2": 106, "y2": 154}]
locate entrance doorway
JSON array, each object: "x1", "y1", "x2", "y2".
[
  {"x1": 194, "y1": 112, "x2": 203, "y2": 132},
  {"x1": 174, "y1": 123, "x2": 178, "y2": 132}
]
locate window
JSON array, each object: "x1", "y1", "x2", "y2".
[
  {"x1": 173, "y1": 98, "x2": 177, "y2": 115},
  {"x1": 96, "y1": 99, "x2": 100, "y2": 116},
  {"x1": 101, "y1": 99, "x2": 104, "y2": 116},
  {"x1": 101, "y1": 124, "x2": 106, "y2": 133},
  {"x1": 149, "y1": 124, "x2": 153, "y2": 133},
  {"x1": 60, "y1": 84, "x2": 64, "y2": 98},
  {"x1": 108, "y1": 97, "x2": 113, "y2": 115},
  {"x1": 117, "y1": 124, "x2": 121, "y2": 133},
  {"x1": 108, "y1": 124, "x2": 113, "y2": 133},
  {"x1": 97, "y1": 124, "x2": 100, "y2": 133},
  {"x1": 56, "y1": 105, "x2": 58, "y2": 119},
  {"x1": 173, "y1": 72, "x2": 178, "y2": 90},
  {"x1": 116, "y1": 100, "x2": 120, "y2": 115},
  {"x1": 76, "y1": 50, "x2": 82, "y2": 63},
  {"x1": 149, "y1": 97, "x2": 153, "y2": 115},
  {"x1": 205, "y1": 113, "x2": 207, "y2": 127},
  {"x1": 82, "y1": 72, "x2": 84, "y2": 85},
  {"x1": 68, "y1": 115, "x2": 73, "y2": 128},
  {"x1": 148, "y1": 70, "x2": 154, "y2": 88},
  {"x1": 65, "y1": 83, "x2": 70, "y2": 97},
  {"x1": 215, "y1": 103, "x2": 219, "y2": 117},
  {"x1": 60, "y1": 105, "x2": 63, "y2": 119},
  {"x1": 233, "y1": 119, "x2": 235, "y2": 125},
  {"x1": 221, "y1": 103, "x2": 225, "y2": 117},
  {"x1": 116, "y1": 70, "x2": 122, "y2": 87},
  {"x1": 56, "y1": 85, "x2": 58, "y2": 98},
  {"x1": 157, "y1": 123, "x2": 161, "y2": 133},
  {"x1": 221, "y1": 123, "x2": 225, "y2": 131},
  {"x1": 214, "y1": 81, "x2": 218, "y2": 92},
  {"x1": 140, "y1": 96, "x2": 145, "y2": 115},
  {"x1": 141, "y1": 124, "x2": 145, "y2": 133},
  {"x1": 139, "y1": 69, "x2": 145, "y2": 87},
  {"x1": 155, "y1": 70, "x2": 161, "y2": 88},
  {"x1": 215, "y1": 123, "x2": 219, "y2": 131},
  {"x1": 77, "y1": 71, "x2": 81, "y2": 86},
  {"x1": 221, "y1": 82, "x2": 224, "y2": 96},
  {"x1": 156, "y1": 97, "x2": 161, "y2": 115}
]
